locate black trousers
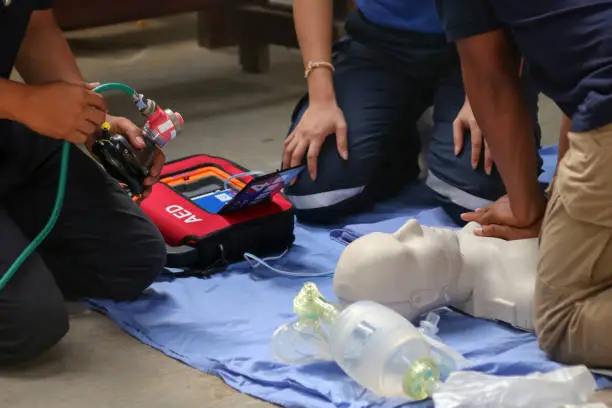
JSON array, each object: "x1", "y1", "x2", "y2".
[{"x1": 0, "y1": 124, "x2": 166, "y2": 366}]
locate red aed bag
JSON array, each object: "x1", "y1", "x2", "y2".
[{"x1": 140, "y1": 154, "x2": 301, "y2": 270}]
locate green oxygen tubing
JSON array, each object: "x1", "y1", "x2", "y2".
[{"x1": 0, "y1": 82, "x2": 138, "y2": 293}]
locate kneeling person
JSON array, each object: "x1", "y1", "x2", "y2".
[
  {"x1": 0, "y1": 1, "x2": 166, "y2": 366},
  {"x1": 281, "y1": 0, "x2": 542, "y2": 224},
  {"x1": 436, "y1": 0, "x2": 612, "y2": 367}
]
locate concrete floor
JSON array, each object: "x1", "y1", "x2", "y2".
[{"x1": 1, "y1": 12, "x2": 610, "y2": 408}]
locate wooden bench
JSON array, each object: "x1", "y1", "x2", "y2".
[
  {"x1": 53, "y1": 0, "x2": 354, "y2": 73},
  {"x1": 235, "y1": 0, "x2": 354, "y2": 72}
]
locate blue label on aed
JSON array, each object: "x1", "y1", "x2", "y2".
[
  {"x1": 192, "y1": 189, "x2": 236, "y2": 214},
  {"x1": 214, "y1": 191, "x2": 234, "y2": 202}
]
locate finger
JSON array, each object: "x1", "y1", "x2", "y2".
[
  {"x1": 335, "y1": 122, "x2": 349, "y2": 160},
  {"x1": 476, "y1": 209, "x2": 519, "y2": 228},
  {"x1": 452, "y1": 120, "x2": 464, "y2": 156},
  {"x1": 77, "y1": 119, "x2": 98, "y2": 138},
  {"x1": 460, "y1": 211, "x2": 485, "y2": 223},
  {"x1": 282, "y1": 133, "x2": 298, "y2": 170},
  {"x1": 85, "y1": 90, "x2": 108, "y2": 112},
  {"x1": 69, "y1": 130, "x2": 88, "y2": 144},
  {"x1": 283, "y1": 132, "x2": 295, "y2": 147},
  {"x1": 474, "y1": 206, "x2": 490, "y2": 213},
  {"x1": 290, "y1": 140, "x2": 308, "y2": 169},
  {"x1": 85, "y1": 107, "x2": 107, "y2": 127},
  {"x1": 67, "y1": 81, "x2": 100, "y2": 90},
  {"x1": 144, "y1": 150, "x2": 165, "y2": 186},
  {"x1": 470, "y1": 120, "x2": 483, "y2": 169},
  {"x1": 306, "y1": 140, "x2": 322, "y2": 180},
  {"x1": 484, "y1": 139, "x2": 493, "y2": 175},
  {"x1": 474, "y1": 224, "x2": 537, "y2": 240},
  {"x1": 84, "y1": 82, "x2": 101, "y2": 90},
  {"x1": 461, "y1": 203, "x2": 491, "y2": 219},
  {"x1": 474, "y1": 224, "x2": 509, "y2": 239},
  {"x1": 112, "y1": 117, "x2": 146, "y2": 149}
]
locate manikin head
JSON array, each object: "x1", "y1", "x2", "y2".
[{"x1": 333, "y1": 220, "x2": 465, "y2": 321}]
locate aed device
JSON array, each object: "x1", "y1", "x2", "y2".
[{"x1": 140, "y1": 154, "x2": 305, "y2": 272}]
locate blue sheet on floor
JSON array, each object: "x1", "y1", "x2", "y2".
[{"x1": 88, "y1": 145, "x2": 611, "y2": 408}]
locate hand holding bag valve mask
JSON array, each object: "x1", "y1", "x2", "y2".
[
  {"x1": 91, "y1": 85, "x2": 184, "y2": 196},
  {"x1": 0, "y1": 82, "x2": 180, "y2": 292}
]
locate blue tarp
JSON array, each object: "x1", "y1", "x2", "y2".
[{"x1": 88, "y1": 145, "x2": 611, "y2": 407}]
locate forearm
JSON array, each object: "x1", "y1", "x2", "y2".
[
  {"x1": 462, "y1": 56, "x2": 524, "y2": 114},
  {"x1": 294, "y1": 0, "x2": 335, "y2": 104},
  {"x1": 458, "y1": 34, "x2": 544, "y2": 224},
  {"x1": 15, "y1": 10, "x2": 83, "y2": 85},
  {"x1": 0, "y1": 80, "x2": 29, "y2": 121}
]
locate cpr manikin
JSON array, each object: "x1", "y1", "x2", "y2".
[{"x1": 333, "y1": 219, "x2": 539, "y2": 331}]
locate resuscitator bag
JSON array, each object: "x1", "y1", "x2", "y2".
[{"x1": 270, "y1": 282, "x2": 471, "y2": 402}]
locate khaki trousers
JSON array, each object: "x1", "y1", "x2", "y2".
[{"x1": 535, "y1": 123, "x2": 612, "y2": 368}]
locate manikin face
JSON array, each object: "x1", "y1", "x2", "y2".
[{"x1": 333, "y1": 219, "x2": 462, "y2": 321}]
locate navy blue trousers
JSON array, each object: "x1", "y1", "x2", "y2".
[
  {"x1": 284, "y1": 10, "x2": 542, "y2": 224},
  {"x1": 0, "y1": 122, "x2": 166, "y2": 366}
]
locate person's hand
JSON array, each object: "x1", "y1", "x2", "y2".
[
  {"x1": 17, "y1": 81, "x2": 108, "y2": 144},
  {"x1": 283, "y1": 101, "x2": 348, "y2": 180},
  {"x1": 460, "y1": 195, "x2": 543, "y2": 240},
  {"x1": 453, "y1": 98, "x2": 494, "y2": 175},
  {"x1": 103, "y1": 115, "x2": 165, "y2": 198}
]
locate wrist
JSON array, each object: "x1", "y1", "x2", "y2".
[
  {"x1": 306, "y1": 68, "x2": 336, "y2": 104},
  {"x1": 527, "y1": 194, "x2": 546, "y2": 225},
  {"x1": 513, "y1": 186, "x2": 546, "y2": 227}
]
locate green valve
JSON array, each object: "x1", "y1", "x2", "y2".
[
  {"x1": 293, "y1": 282, "x2": 341, "y2": 324},
  {"x1": 402, "y1": 358, "x2": 441, "y2": 400}
]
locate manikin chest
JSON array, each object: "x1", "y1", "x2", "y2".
[{"x1": 453, "y1": 236, "x2": 539, "y2": 331}]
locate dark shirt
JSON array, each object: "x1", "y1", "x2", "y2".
[
  {"x1": 0, "y1": 0, "x2": 53, "y2": 78},
  {"x1": 435, "y1": 0, "x2": 612, "y2": 133},
  {"x1": 0, "y1": 0, "x2": 60, "y2": 195}
]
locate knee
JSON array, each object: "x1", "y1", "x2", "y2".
[
  {"x1": 285, "y1": 176, "x2": 371, "y2": 224},
  {"x1": 534, "y1": 313, "x2": 563, "y2": 362},
  {"x1": 283, "y1": 145, "x2": 385, "y2": 224},
  {"x1": 0, "y1": 297, "x2": 69, "y2": 366},
  {"x1": 536, "y1": 303, "x2": 608, "y2": 367},
  {"x1": 533, "y1": 280, "x2": 583, "y2": 365},
  {"x1": 426, "y1": 132, "x2": 506, "y2": 212},
  {"x1": 104, "y1": 223, "x2": 166, "y2": 301},
  {"x1": 533, "y1": 280, "x2": 565, "y2": 361},
  {"x1": 535, "y1": 310, "x2": 579, "y2": 366}
]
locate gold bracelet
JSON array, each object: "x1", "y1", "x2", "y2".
[{"x1": 304, "y1": 61, "x2": 335, "y2": 78}]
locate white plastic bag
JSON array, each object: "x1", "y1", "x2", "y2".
[{"x1": 432, "y1": 365, "x2": 597, "y2": 408}]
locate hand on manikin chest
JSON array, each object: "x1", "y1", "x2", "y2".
[{"x1": 332, "y1": 219, "x2": 539, "y2": 330}]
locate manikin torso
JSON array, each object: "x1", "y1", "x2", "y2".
[{"x1": 332, "y1": 220, "x2": 539, "y2": 331}]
